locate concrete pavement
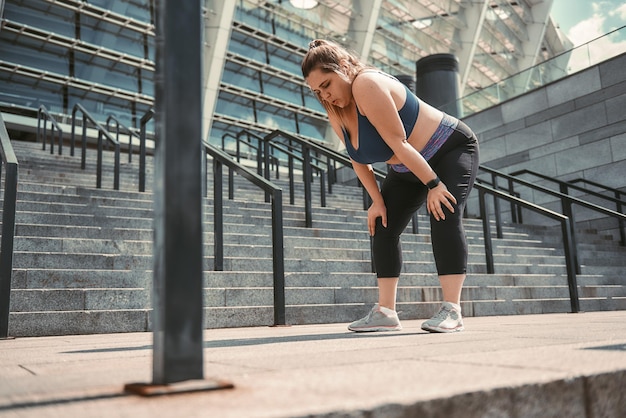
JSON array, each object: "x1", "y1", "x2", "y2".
[{"x1": 1, "y1": 311, "x2": 625, "y2": 417}]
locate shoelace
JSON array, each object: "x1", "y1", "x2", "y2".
[
  {"x1": 432, "y1": 306, "x2": 452, "y2": 321},
  {"x1": 364, "y1": 307, "x2": 377, "y2": 323}
]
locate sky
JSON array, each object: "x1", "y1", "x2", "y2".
[{"x1": 550, "y1": 0, "x2": 626, "y2": 47}]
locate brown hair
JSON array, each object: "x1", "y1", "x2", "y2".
[
  {"x1": 301, "y1": 39, "x2": 365, "y2": 79},
  {"x1": 301, "y1": 39, "x2": 368, "y2": 122}
]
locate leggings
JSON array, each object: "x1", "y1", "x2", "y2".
[{"x1": 372, "y1": 120, "x2": 479, "y2": 277}]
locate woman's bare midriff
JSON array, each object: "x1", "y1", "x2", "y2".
[{"x1": 385, "y1": 100, "x2": 444, "y2": 165}]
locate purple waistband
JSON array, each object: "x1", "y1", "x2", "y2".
[
  {"x1": 390, "y1": 114, "x2": 458, "y2": 173},
  {"x1": 420, "y1": 113, "x2": 457, "y2": 161}
]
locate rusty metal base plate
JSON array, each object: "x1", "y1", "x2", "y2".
[{"x1": 124, "y1": 379, "x2": 234, "y2": 397}]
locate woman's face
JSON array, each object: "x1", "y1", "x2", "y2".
[{"x1": 306, "y1": 67, "x2": 353, "y2": 109}]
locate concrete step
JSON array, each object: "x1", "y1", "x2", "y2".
[
  {"x1": 8, "y1": 295, "x2": 626, "y2": 337},
  {"x1": 5, "y1": 139, "x2": 626, "y2": 336}
]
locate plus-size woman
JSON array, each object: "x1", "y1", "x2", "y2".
[{"x1": 302, "y1": 39, "x2": 479, "y2": 333}]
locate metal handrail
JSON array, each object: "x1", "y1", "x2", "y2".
[
  {"x1": 511, "y1": 169, "x2": 626, "y2": 246},
  {"x1": 478, "y1": 166, "x2": 626, "y2": 275},
  {"x1": 236, "y1": 130, "x2": 327, "y2": 207},
  {"x1": 138, "y1": 109, "x2": 154, "y2": 192},
  {"x1": 263, "y1": 129, "x2": 386, "y2": 227},
  {"x1": 475, "y1": 182, "x2": 580, "y2": 313},
  {"x1": 106, "y1": 115, "x2": 141, "y2": 163},
  {"x1": 70, "y1": 103, "x2": 121, "y2": 190},
  {"x1": 37, "y1": 105, "x2": 64, "y2": 155},
  {"x1": 201, "y1": 139, "x2": 286, "y2": 326},
  {"x1": 568, "y1": 178, "x2": 626, "y2": 201},
  {"x1": 0, "y1": 112, "x2": 19, "y2": 338},
  {"x1": 260, "y1": 130, "x2": 428, "y2": 239}
]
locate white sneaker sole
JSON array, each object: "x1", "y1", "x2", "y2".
[
  {"x1": 348, "y1": 324, "x2": 402, "y2": 332},
  {"x1": 421, "y1": 324, "x2": 464, "y2": 333}
]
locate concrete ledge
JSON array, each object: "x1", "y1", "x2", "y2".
[{"x1": 1, "y1": 311, "x2": 625, "y2": 417}]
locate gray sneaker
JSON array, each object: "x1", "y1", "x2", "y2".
[
  {"x1": 421, "y1": 302, "x2": 464, "y2": 333},
  {"x1": 348, "y1": 304, "x2": 402, "y2": 332}
]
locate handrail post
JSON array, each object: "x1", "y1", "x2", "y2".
[
  {"x1": 263, "y1": 139, "x2": 271, "y2": 203},
  {"x1": 508, "y1": 178, "x2": 522, "y2": 223},
  {"x1": 70, "y1": 109, "x2": 77, "y2": 157},
  {"x1": 271, "y1": 188, "x2": 286, "y2": 325},
  {"x1": 479, "y1": 189, "x2": 495, "y2": 274},
  {"x1": 303, "y1": 146, "x2": 313, "y2": 228},
  {"x1": 57, "y1": 127, "x2": 63, "y2": 156},
  {"x1": 139, "y1": 109, "x2": 153, "y2": 193},
  {"x1": 96, "y1": 131, "x2": 103, "y2": 189},
  {"x1": 213, "y1": 159, "x2": 224, "y2": 271},
  {"x1": 411, "y1": 213, "x2": 419, "y2": 234},
  {"x1": 228, "y1": 167, "x2": 234, "y2": 200},
  {"x1": 257, "y1": 136, "x2": 264, "y2": 176},
  {"x1": 114, "y1": 142, "x2": 120, "y2": 190},
  {"x1": 560, "y1": 184, "x2": 581, "y2": 274},
  {"x1": 81, "y1": 113, "x2": 87, "y2": 169},
  {"x1": 561, "y1": 217, "x2": 580, "y2": 313},
  {"x1": 319, "y1": 172, "x2": 326, "y2": 207},
  {"x1": 288, "y1": 155, "x2": 295, "y2": 205},
  {"x1": 326, "y1": 157, "x2": 334, "y2": 194},
  {"x1": 491, "y1": 173, "x2": 503, "y2": 238}
]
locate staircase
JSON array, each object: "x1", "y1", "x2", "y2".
[{"x1": 3, "y1": 140, "x2": 626, "y2": 336}]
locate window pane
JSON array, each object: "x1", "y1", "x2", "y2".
[
  {"x1": 229, "y1": 31, "x2": 266, "y2": 63},
  {"x1": 215, "y1": 92, "x2": 255, "y2": 123},
  {"x1": 222, "y1": 62, "x2": 260, "y2": 92}
]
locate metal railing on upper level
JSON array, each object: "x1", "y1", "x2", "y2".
[
  {"x1": 0, "y1": 112, "x2": 18, "y2": 339},
  {"x1": 454, "y1": 25, "x2": 626, "y2": 117}
]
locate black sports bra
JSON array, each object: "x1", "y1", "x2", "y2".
[{"x1": 342, "y1": 77, "x2": 419, "y2": 164}]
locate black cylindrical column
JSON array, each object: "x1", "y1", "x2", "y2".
[{"x1": 415, "y1": 54, "x2": 460, "y2": 118}]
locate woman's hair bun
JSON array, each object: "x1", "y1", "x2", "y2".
[{"x1": 308, "y1": 39, "x2": 326, "y2": 50}]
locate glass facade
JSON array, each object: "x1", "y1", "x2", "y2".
[
  {"x1": 0, "y1": 0, "x2": 154, "y2": 128},
  {"x1": 0, "y1": 0, "x2": 570, "y2": 146}
]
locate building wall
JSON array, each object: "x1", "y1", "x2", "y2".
[{"x1": 464, "y1": 53, "x2": 626, "y2": 241}]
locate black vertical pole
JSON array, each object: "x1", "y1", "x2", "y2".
[
  {"x1": 151, "y1": 0, "x2": 204, "y2": 385},
  {"x1": 126, "y1": 0, "x2": 229, "y2": 395}
]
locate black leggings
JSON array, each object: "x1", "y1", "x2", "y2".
[{"x1": 372, "y1": 120, "x2": 479, "y2": 277}]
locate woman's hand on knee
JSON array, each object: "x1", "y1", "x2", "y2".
[
  {"x1": 427, "y1": 182, "x2": 456, "y2": 221},
  {"x1": 367, "y1": 201, "x2": 387, "y2": 236}
]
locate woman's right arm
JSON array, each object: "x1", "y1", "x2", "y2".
[
  {"x1": 328, "y1": 116, "x2": 386, "y2": 236},
  {"x1": 352, "y1": 161, "x2": 386, "y2": 236}
]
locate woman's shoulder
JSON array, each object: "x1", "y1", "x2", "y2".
[
  {"x1": 352, "y1": 70, "x2": 405, "y2": 108},
  {"x1": 353, "y1": 70, "x2": 395, "y2": 94}
]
